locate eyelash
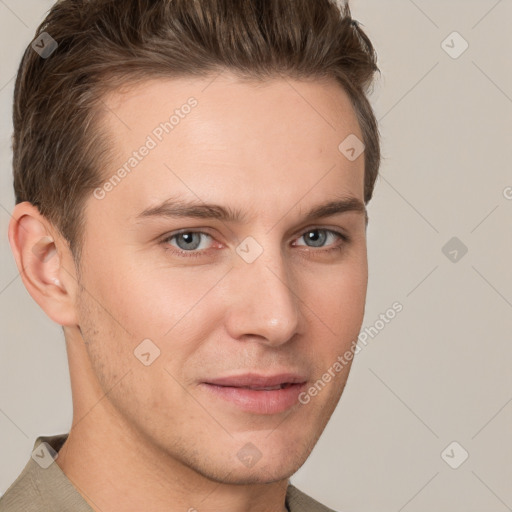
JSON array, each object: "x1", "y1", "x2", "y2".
[{"x1": 161, "y1": 228, "x2": 350, "y2": 259}]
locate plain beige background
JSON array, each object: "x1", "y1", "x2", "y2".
[{"x1": 0, "y1": 1, "x2": 511, "y2": 511}]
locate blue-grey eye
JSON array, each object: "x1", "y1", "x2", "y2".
[
  {"x1": 302, "y1": 229, "x2": 331, "y2": 247},
  {"x1": 173, "y1": 232, "x2": 208, "y2": 251}
]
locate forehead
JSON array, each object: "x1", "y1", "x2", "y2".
[{"x1": 93, "y1": 73, "x2": 365, "y2": 222}]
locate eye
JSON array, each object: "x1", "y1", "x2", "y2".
[
  {"x1": 163, "y1": 231, "x2": 214, "y2": 256},
  {"x1": 294, "y1": 228, "x2": 348, "y2": 251},
  {"x1": 161, "y1": 227, "x2": 349, "y2": 258}
]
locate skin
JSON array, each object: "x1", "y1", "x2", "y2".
[{"x1": 9, "y1": 72, "x2": 368, "y2": 512}]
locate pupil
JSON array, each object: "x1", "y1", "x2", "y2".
[
  {"x1": 179, "y1": 232, "x2": 199, "y2": 249},
  {"x1": 307, "y1": 230, "x2": 325, "y2": 247}
]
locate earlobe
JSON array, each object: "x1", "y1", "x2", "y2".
[{"x1": 8, "y1": 202, "x2": 79, "y2": 327}]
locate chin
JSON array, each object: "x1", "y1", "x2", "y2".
[
  {"x1": 180, "y1": 442, "x2": 309, "y2": 486},
  {"x1": 204, "y1": 460, "x2": 303, "y2": 486}
]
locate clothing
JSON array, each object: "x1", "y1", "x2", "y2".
[{"x1": 0, "y1": 434, "x2": 337, "y2": 512}]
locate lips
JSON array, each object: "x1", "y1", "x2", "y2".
[
  {"x1": 204, "y1": 372, "x2": 307, "y2": 389},
  {"x1": 200, "y1": 372, "x2": 308, "y2": 414}
]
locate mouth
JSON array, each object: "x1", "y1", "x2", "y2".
[
  {"x1": 224, "y1": 382, "x2": 296, "y2": 391},
  {"x1": 199, "y1": 373, "x2": 308, "y2": 414}
]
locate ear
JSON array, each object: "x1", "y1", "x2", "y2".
[{"x1": 8, "y1": 201, "x2": 79, "y2": 326}]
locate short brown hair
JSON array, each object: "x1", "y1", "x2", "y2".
[{"x1": 12, "y1": 0, "x2": 381, "y2": 264}]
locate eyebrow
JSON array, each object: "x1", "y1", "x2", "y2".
[{"x1": 136, "y1": 195, "x2": 367, "y2": 224}]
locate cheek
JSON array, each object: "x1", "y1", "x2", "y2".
[
  {"x1": 84, "y1": 254, "x2": 226, "y2": 367},
  {"x1": 297, "y1": 258, "x2": 367, "y2": 372},
  {"x1": 303, "y1": 258, "x2": 367, "y2": 323},
  {"x1": 129, "y1": 267, "x2": 225, "y2": 338},
  {"x1": 83, "y1": 253, "x2": 182, "y2": 337},
  {"x1": 340, "y1": 264, "x2": 368, "y2": 323},
  {"x1": 76, "y1": 281, "x2": 132, "y2": 394}
]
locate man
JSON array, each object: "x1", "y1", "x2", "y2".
[{"x1": 1, "y1": 0, "x2": 380, "y2": 510}]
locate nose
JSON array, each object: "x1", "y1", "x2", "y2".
[{"x1": 223, "y1": 241, "x2": 301, "y2": 347}]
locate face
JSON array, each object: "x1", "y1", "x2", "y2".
[{"x1": 76, "y1": 73, "x2": 368, "y2": 484}]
